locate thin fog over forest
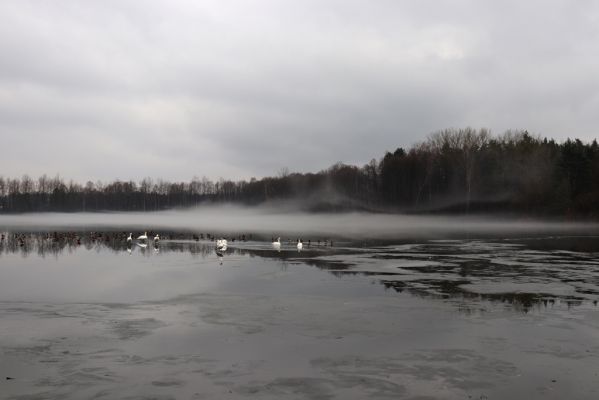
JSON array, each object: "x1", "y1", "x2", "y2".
[{"x1": 1, "y1": 129, "x2": 598, "y2": 217}]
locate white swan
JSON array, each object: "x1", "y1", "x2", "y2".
[
  {"x1": 137, "y1": 232, "x2": 148, "y2": 241},
  {"x1": 127, "y1": 233, "x2": 132, "y2": 243},
  {"x1": 154, "y1": 234, "x2": 160, "y2": 242},
  {"x1": 216, "y1": 238, "x2": 227, "y2": 252},
  {"x1": 297, "y1": 240, "x2": 303, "y2": 251},
  {"x1": 272, "y1": 237, "x2": 281, "y2": 251}
]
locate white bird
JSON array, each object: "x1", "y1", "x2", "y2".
[
  {"x1": 137, "y1": 232, "x2": 148, "y2": 241},
  {"x1": 216, "y1": 238, "x2": 228, "y2": 252},
  {"x1": 127, "y1": 233, "x2": 132, "y2": 243},
  {"x1": 272, "y1": 237, "x2": 281, "y2": 251},
  {"x1": 154, "y1": 234, "x2": 160, "y2": 242},
  {"x1": 297, "y1": 240, "x2": 303, "y2": 251}
]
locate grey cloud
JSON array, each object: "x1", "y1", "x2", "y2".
[{"x1": 1, "y1": 0, "x2": 598, "y2": 182}]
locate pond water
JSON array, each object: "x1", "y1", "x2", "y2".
[{"x1": 1, "y1": 227, "x2": 598, "y2": 399}]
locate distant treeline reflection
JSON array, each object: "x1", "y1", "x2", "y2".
[
  {"x1": 1, "y1": 231, "x2": 596, "y2": 312},
  {"x1": 0, "y1": 231, "x2": 235, "y2": 258},
  {"x1": 1, "y1": 128, "x2": 598, "y2": 216}
]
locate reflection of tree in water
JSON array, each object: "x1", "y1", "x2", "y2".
[
  {"x1": 0, "y1": 231, "x2": 251, "y2": 259},
  {"x1": 379, "y1": 279, "x2": 592, "y2": 313},
  {"x1": 311, "y1": 242, "x2": 599, "y2": 313},
  {"x1": 0, "y1": 231, "x2": 342, "y2": 266},
  {"x1": 2, "y1": 231, "x2": 598, "y2": 313}
]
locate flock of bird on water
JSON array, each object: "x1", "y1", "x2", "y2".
[
  {"x1": 125, "y1": 232, "x2": 333, "y2": 254},
  {"x1": 1, "y1": 232, "x2": 334, "y2": 256}
]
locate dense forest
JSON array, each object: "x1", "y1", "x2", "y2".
[{"x1": 1, "y1": 128, "x2": 598, "y2": 217}]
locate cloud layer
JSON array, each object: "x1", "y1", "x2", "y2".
[{"x1": 1, "y1": 0, "x2": 598, "y2": 182}]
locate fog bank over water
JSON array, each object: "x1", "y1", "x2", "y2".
[{"x1": 1, "y1": 206, "x2": 598, "y2": 238}]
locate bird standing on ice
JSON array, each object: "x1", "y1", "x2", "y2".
[
  {"x1": 127, "y1": 233, "x2": 132, "y2": 243},
  {"x1": 154, "y1": 234, "x2": 160, "y2": 242},
  {"x1": 297, "y1": 239, "x2": 303, "y2": 252}
]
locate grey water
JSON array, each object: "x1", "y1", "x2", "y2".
[{"x1": 1, "y1": 212, "x2": 599, "y2": 399}]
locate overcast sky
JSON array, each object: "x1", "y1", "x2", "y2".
[{"x1": 1, "y1": 0, "x2": 598, "y2": 182}]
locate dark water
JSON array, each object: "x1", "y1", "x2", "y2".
[{"x1": 1, "y1": 230, "x2": 598, "y2": 399}]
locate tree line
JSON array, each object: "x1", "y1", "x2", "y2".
[{"x1": 1, "y1": 128, "x2": 598, "y2": 217}]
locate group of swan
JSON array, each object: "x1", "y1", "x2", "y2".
[
  {"x1": 271, "y1": 237, "x2": 303, "y2": 252},
  {"x1": 124, "y1": 233, "x2": 313, "y2": 259},
  {"x1": 127, "y1": 232, "x2": 160, "y2": 243},
  {"x1": 214, "y1": 237, "x2": 302, "y2": 254},
  {"x1": 126, "y1": 231, "x2": 160, "y2": 254},
  {"x1": 126, "y1": 233, "x2": 311, "y2": 254}
]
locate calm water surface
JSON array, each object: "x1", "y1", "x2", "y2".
[{"x1": 1, "y1": 229, "x2": 598, "y2": 399}]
